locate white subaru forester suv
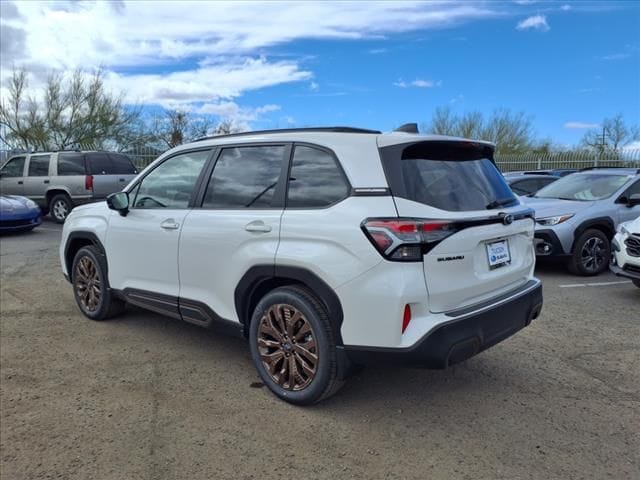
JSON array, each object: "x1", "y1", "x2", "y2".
[{"x1": 60, "y1": 126, "x2": 543, "y2": 405}]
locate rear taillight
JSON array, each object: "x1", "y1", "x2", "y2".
[
  {"x1": 85, "y1": 175, "x2": 94, "y2": 191},
  {"x1": 361, "y1": 217, "x2": 457, "y2": 261}
]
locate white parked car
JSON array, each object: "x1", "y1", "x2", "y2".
[
  {"x1": 610, "y1": 215, "x2": 640, "y2": 287},
  {"x1": 60, "y1": 126, "x2": 543, "y2": 404}
]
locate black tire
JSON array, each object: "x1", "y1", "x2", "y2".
[
  {"x1": 568, "y1": 229, "x2": 611, "y2": 276},
  {"x1": 249, "y1": 285, "x2": 344, "y2": 405},
  {"x1": 633, "y1": 279, "x2": 640, "y2": 288},
  {"x1": 49, "y1": 193, "x2": 73, "y2": 223},
  {"x1": 71, "y1": 246, "x2": 125, "y2": 320}
]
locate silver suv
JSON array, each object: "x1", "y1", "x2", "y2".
[
  {"x1": 0, "y1": 151, "x2": 138, "y2": 222},
  {"x1": 523, "y1": 168, "x2": 640, "y2": 275}
]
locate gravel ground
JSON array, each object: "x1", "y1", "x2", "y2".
[{"x1": 1, "y1": 221, "x2": 639, "y2": 480}]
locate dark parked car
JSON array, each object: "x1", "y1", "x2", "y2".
[
  {"x1": 0, "y1": 195, "x2": 42, "y2": 233},
  {"x1": 506, "y1": 174, "x2": 559, "y2": 196}
]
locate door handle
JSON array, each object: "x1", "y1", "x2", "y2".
[
  {"x1": 119, "y1": 178, "x2": 126, "y2": 182},
  {"x1": 245, "y1": 220, "x2": 272, "y2": 233},
  {"x1": 18, "y1": 181, "x2": 23, "y2": 185},
  {"x1": 43, "y1": 180, "x2": 50, "y2": 184},
  {"x1": 160, "y1": 219, "x2": 180, "y2": 230}
]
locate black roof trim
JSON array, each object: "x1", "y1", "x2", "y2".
[
  {"x1": 193, "y1": 126, "x2": 381, "y2": 142},
  {"x1": 579, "y1": 166, "x2": 640, "y2": 174}
]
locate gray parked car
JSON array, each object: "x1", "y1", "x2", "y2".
[
  {"x1": 0, "y1": 151, "x2": 138, "y2": 222},
  {"x1": 523, "y1": 168, "x2": 640, "y2": 275}
]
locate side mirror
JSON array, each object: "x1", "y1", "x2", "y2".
[
  {"x1": 107, "y1": 191, "x2": 130, "y2": 216},
  {"x1": 628, "y1": 193, "x2": 640, "y2": 208}
]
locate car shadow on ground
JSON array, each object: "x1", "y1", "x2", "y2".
[{"x1": 110, "y1": 304, "x2": 527, "y2": 413}]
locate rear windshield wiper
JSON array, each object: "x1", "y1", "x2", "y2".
[{"x1": 486, "y1": 197, "x2": 516, "y2": 209}]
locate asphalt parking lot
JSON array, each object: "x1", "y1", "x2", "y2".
[{"x1": 1, "y1": 221, "x2": 638, "y2": 480}]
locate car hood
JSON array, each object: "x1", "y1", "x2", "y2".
[
  {"x1": 521, "y1": 196, "x2": 596, "y2": 219},
  {"x1": 0, "y1": 195, "x2": 38, "y2": 213}
]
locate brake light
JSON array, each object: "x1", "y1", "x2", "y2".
[
  {"x1": 85, "y1": 175, "x2": 94, "y2": 191},
  {"x1": 361, "y1": 217, "x2": 457, "y2": 261},
  {"x1": 402, "y1": 304, "x2": 412, "y2": 333}
]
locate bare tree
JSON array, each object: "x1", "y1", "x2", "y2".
[
  {"x1": 581, "y1": 114, "x2": 640, "y2": 155},
  {"x1": 0, "y1": 67, "x2": 141, "y2": 151},
  {"x1": 424, "y1": 106, "x2": 536, "y2": 153}
]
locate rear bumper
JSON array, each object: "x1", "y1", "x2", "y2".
[{"x1": 344, "y1": 279, "x2": 543, "y2": 369}]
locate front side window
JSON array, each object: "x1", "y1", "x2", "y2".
[
  {"x1": 535, "y1": 174, "x2": 630, "y2": 201},
  {"x1": 0, "y1": 157, "x2": 26, "y2": 177},
  {"x1": 203, "y1": 145, "x2": 285, "y2": 208},
  {"x1": 58, "y1": 153, "x2": 86, "y2": 176},
  {"x1": 132, "y1": 150, "x2": 210, "y2": 209},
  {"x1": 287, "y1": 146, "x2": 350, "y2": 208},
  {"x1": 28, "y1": 155, "x2": 51, "y2": 176}
]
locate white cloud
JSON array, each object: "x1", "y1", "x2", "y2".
[
  {"x1": 516, "y1": 15, "x2": 550, "y2": 31},
  {"x1": 0, "y1": 0, "x2": 498, "y2": 127},
  {"x1": 560, "y1": 4, "x2": 571, "y2": 11},
  {"x1": 393, "y1": 78, "x2": 441, "y2": 88},
  {"x1": 368, "y1": 48, "x2": 388, "y2": 54},
  {"x1": 601, "y1": 53, "x2": 631, "y2": 61},
  {"x1": 309, "y1": 81, "x2": 319, "y2": 92},
  {"x1": 564, "y1": 122, "x2": 599, "y2": 129}
]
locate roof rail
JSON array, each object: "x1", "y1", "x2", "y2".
[
  {"x1": 193, "y1": 126, "x2": 382, "y2": 142},
  {"x1": 580, "y1": 166, "x2": 640, "y2": 173}
]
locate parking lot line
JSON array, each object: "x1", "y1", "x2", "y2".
[{"x1": 559, "y1": 280, "x2": 631, "y2": 288}]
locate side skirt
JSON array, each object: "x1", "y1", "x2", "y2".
[{"x1": 119, "y1": 288, "x2": 244, "y2": 337}]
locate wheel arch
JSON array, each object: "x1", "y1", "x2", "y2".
[
  {"x1": 235, "y1": 265, "x2": 345, "y2": 345},
  {"x1": 571, "y1": 216, "x2": 615, "y2": 253},
  {"x1": 46, "y1": 188, "x2": 72, "y2": 204},
  {"x1": 64, "y1": 231, "x2": 107, "y2": 280}
]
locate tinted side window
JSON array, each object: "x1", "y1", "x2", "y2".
[
  {"x1": 621, "y1": 180, "x2": 640, "y2": 200},
  {"x1": 203, "y1": 146, "x2": 285, "y2": 208},
  {"x1": 108, "y1": 154, "x2": 137, "y2": 174},
  {"x1": 57, "y1": 153, "x2": 86, "y2": 175},
  {"x1": 87, "y1": 153, "x2": 112, "y2": 175},
  {"x1": 28, "y1": 155, "x2": 51, "y2": 176},
  {"x1": 510, "y1": 178, "x2": 538, "y2": 195},
  {"x1": 1, "y1": 157, "x2": 26, "y2": 177},
  {"x1": 132, "y1": 150, "x2": 210, "y2": 209},
  {"x1": 287, "y1": 146, "x2": 349, "y2": 208}
]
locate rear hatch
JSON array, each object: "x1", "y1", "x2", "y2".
[
  {"x1": 377, "y1": 139, "x2": 535, "y2": 313},
  {"x1": 88, "y1": 152, "x2": 138, "y2": 198}
]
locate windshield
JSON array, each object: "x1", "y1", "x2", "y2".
[{"x1": 534, "y1": 173, "x2": 629, "y2": 201}]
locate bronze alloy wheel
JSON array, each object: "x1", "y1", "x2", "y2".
[
  {"x1": 74, "y1": 256, "x2": 102, "y2": 313},
  {"x1": 257, "y1": 303, "x2": 318, "y2": 391}
]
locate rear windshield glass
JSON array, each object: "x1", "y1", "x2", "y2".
[
  {"x1": 381, "y1": 141, "x2": 517, "y2": 212},
  {"x1": 534, "y1": 173, "x2": 629, "y2": 201},
  {"x1": 400, "y1": 158, "x2": 516, "y2": 211}
]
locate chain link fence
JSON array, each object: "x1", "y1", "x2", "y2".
[{"x1": 2, "y1": 146, "x2": 640, "y2": 172}]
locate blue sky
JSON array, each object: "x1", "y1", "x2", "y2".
[{"x1": 1, "y1": 1, "x2": 639, "y2": 146}]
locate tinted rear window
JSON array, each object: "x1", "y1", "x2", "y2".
[
  {"x1": 108, "y1": 154, "x2": 137, "y2": 174},
  {"x1": 57, "y1": 153, "x2": 86, "y2": 175},
  {"x1": 382, "y1": 142, "x2": 516, "y2": 212},
  {"x1": 87, "y1": 153, "x2": 111, "y2": 175}
]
